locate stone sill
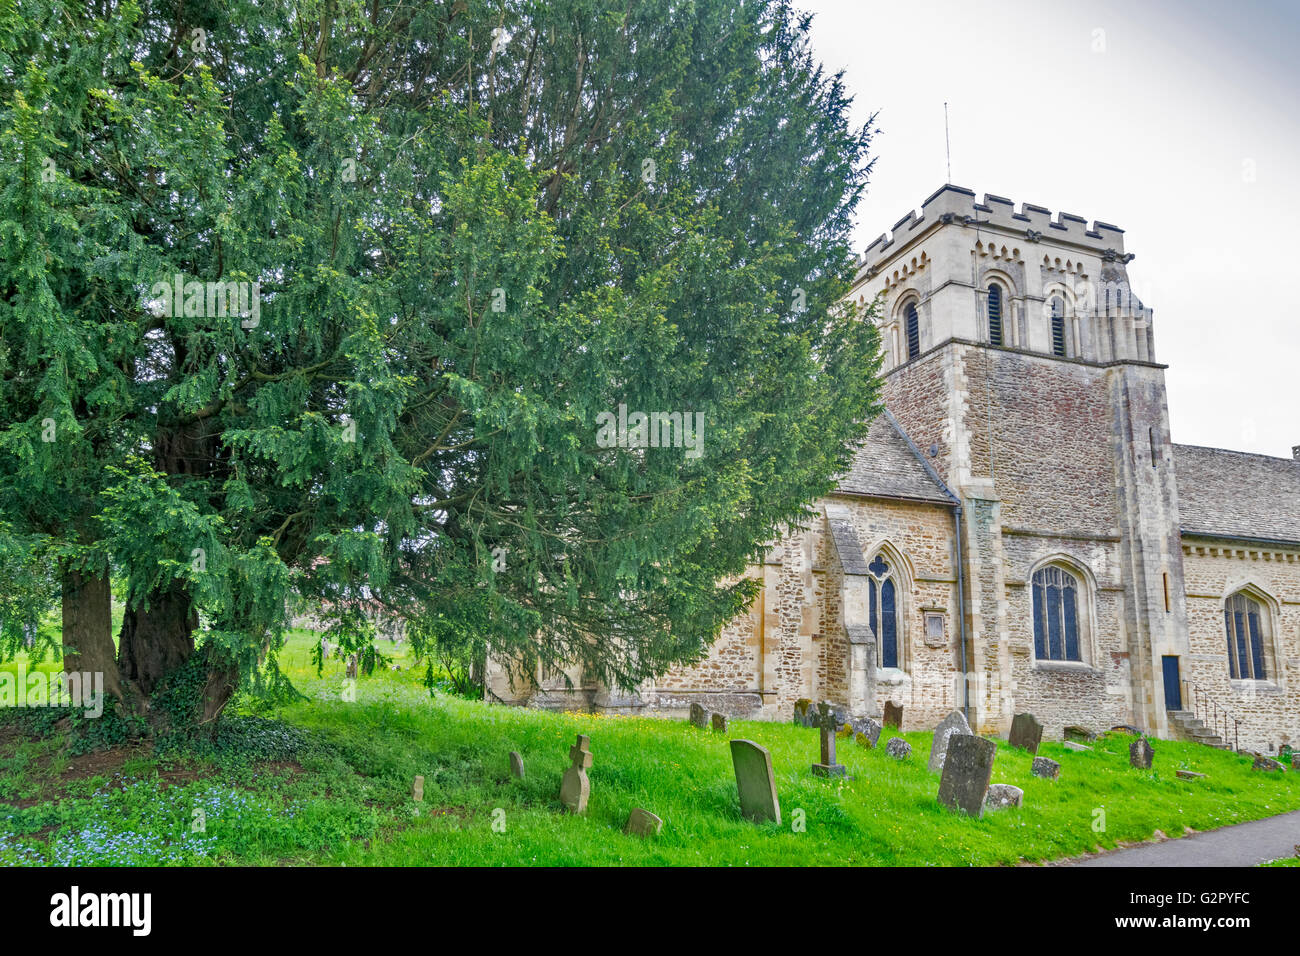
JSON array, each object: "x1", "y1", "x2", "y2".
[
  {"x1": 1031, "y1": 661, "x2": 1101, "y2": 678},
  {"x1": 875, "y1": 668, "x2": 909, "y2": 687},
  {"x1": 1228, "y1": 680, "x2": 1284, "y2": 696}
]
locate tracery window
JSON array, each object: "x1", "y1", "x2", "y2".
[
  {"x1": 867, "y1": 554, "x2": 900, "y2": 669},
  {"x1": 1032, "y1": 565, "x2": 1081, "y2": 662}
]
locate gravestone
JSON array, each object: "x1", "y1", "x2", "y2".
[
  {"x1": 885, "y1": 737, "x2": 911, "y2": 759},
  {"x1": 689, "y1": 702, "x2": 711, "y2": 729},
  {"x1": 936, "y1": 734, "x2": 997, "y2": 818},
  {"x1": 883, "y1": 701, "x2": 904, "y2": 728},
  {"x1": 711, "y1": 712, "x2": 729, "y2": 734},
  {"x1": 929, "y1": 710, "x2": 973, "y2": 772},
  {"x1": 509, "y1": 751, "x2": 525, "y2": 779},
  {"x1": 984, "y1": 783, "x2": 1023, "y2": 811},
  {"x1": 321, "y1": 638, "x2": 330, "y2": 659},
  {"x1": 346, "y1": 654, "x2": 358, "y2": 679},
  {"x1": 1129, "y1": 737, "x2": 1154, "y2": 769},
  {"x1": 792, "y1": 698, "x2": 814, "y2": 727},
  {"x1": 1176, "y1": 770, "x2": 1206, "y2": 780},
  {"x1": 1292, "y1": 754, "x2": 1300, "y2": 771},
  {"x1": 1064, "y1": 725, "x2": 1097, "y2": 742},
  {"x1": 812, "y1": 701, "x2": 847, "y2": 777},
  {"x1": 1031, "y1": 756, "x2": 1061, "y2": 780},
  {"x1": 560, "y1": 734, "x2": 593, "y2": 814},
  {"x1": 1252, "y1": 753, "x2": 1285, "y2": 772},
  {"x1": 1112, "y1": 724, "x2": 1144, "y2": 736},
  {"x1": 412, "y1": 775, "x2": 424, "y2": 802},
  {"x1": 730, "y1": 739, "x2": 781, "y2": 824},
  {"x1": 1008, "y1": 713, "x2": 1044, "y2": 754},
  {"x1": 624, "y1": 807, "x2": 663, "y2": 838},
  {"x1": 853, "y1": 717, "x2": 882, "y2": 749},
  {"x1": 1063, "y1": 741, "x2": 1092, "y2": 752}
]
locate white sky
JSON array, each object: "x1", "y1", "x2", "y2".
[{"x1": 804, "y1": 0, "x2": 1299, "y2": 458}]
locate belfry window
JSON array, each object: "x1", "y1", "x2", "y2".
[
  {"x1": 1224, "y1": 591, "x2": 1269, "y2": 680},
  {"x1": 987, "y1": 284, "x2": 1004, "y2": 346},
  {"x1": 1032, "y1": 566, "x2": 1081, "y2": 662},
  {"x1": 867, "y1": 554, "x2": 900, "y2": 669},
  {"x1": 905, "y1": 302, "x2": 920, "y2": 360},
  {"x1": 1049, "y1": 296, "x2": 1067, "y2": 357}
]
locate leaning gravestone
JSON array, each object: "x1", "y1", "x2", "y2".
[
  {"x1": 885, "y1": 737, "x2": 911, "y2": 759},
  {"x1": 936, "y1": 734, "x2": 997, "y2": 818},
  {"x1": 689, "y1": 702, "x2": 711, "y2": 729},
  {"x1": 730, "y1": 739, "x2": 781, "y2": 824},
  {"x1": 1176, "y1": 770, "x2": 1206, "y2": 780},
  {"x1": 812, "y1": 701, "x2": 847, "y2": 777},
  {"x1": 985, "y1": 783, "x2": 1023, "y2": 811},
  {"x1": 1252, "y1": 753, "x2": 1285, "y2": 772},
  {"x1": 1031, "y1": 756, "x2": 1061, "y2": 780},
  {"x1": 560, "y1": 734, "x2": 593, "y2": 814},
  {"x1": 1130, "y1": 737, "x2": 1155, "y2": 769},
  {"x1": 929, "y1": 710, "x2": 973, "y2": 772},
  {"x1": 792, "y1": 698, "x2": 814, "y2": 727},
  {"x1": 711, "y1": 712, "x2": 729, "y2": 734},
  {"x1": 624, "y1": 807, "x2": 663, "y2": 838},
  {"x1": 509, "y1": 751, "x2": 525, "y2": 779},
  {"x1": 1063, "y1": 741, "x2": 1091, "y2": 752},
  {"x1": 1008, "y1": 713, "x2": 1044, "y2": 754},
  {"x1": 883, "y1": 701, "x2": 904, "y2": 729},
  {"x1": 853, "y1": 717, "x2": 882, "y2": 749},
  {"x1": 413, "y1": 775, "x2": 424, "y2": 802}
]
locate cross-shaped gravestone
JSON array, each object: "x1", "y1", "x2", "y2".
[
  {"x1": 560, "y1": 734, "x2": 593, "y2": 814},
  {"x1": 811, "y1": 701, "x2": 847, "y2": 777}
]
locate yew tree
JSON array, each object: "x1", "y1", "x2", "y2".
[{"x1": 0, "y1": 0, "x2": 882, "y2": 728}]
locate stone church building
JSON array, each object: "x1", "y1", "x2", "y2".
[{"x1": 485, "y1": 185, "x2": 1300, "y2": 754}]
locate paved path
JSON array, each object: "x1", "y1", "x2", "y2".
[{"x1": 1071, "y1": 809, "x2": 1300, "y2": 867}]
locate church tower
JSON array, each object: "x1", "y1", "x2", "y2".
[{"x1": 847, "y1": 185, "x2": 1189, "y2": 738}]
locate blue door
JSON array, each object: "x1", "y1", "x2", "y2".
[{"x1": 1162, "y1": 656, "x2": 1182, "y2": 711}]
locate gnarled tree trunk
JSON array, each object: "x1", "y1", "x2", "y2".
[
  {"x1": 60, "y1": 565, "x2": 124, "y2": 704},
  {"x1": 117, "y1": 580, "x2": 197, "y2": 701}
]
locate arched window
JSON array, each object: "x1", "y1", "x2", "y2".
[
  {"x1": 1225, "y1": 591, "x2": 1270, "y2": 680},
  {"x1": 987, "y1": 283, "x2": 1004, "y2": 346},
  {"x1": 904, "y1": 302, "x2": 920, "y2": 360},
  {"x1": 1032, "y1": 565, "x2": 1081, "y2": 661},
  {"x1": 1049, "y1": 295, "x2": 1067, "y2": 357},
  {"x1": 867, "y1": 554, "x2": 900, "y2": 668}
]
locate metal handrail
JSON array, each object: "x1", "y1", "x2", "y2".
[{"x1": 1178, "y1": 678, "x2": 1241, "y2": 752}]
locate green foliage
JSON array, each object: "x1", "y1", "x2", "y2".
[{"x1": 1, "y1": 0, "x2": 881, "y2": 701}]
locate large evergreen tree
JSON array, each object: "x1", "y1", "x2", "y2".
[{"x1": 0, "y1": 0, "x2": 881, "y2": 729}]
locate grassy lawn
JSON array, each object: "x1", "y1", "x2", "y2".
[{"x1": 2, "y1": 629, "x2": 1299, "y2": 866}]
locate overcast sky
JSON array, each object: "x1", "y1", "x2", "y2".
[{"x1": 804, "y1": 0, "x2": 1299, "y2": 459}]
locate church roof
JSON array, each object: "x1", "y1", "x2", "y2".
[
  {"x1": 1173, "y1": 444, "x2": 1300, "y2": 546},
  {"x1": 835, "y1": 412, "x2": 956, "y2": 506}
]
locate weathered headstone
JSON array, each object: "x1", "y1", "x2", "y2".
[
  {"x1": 792, "y1": 698, "x2": 814, "y2": 727},
  {"x1": 1064, "y1": 725, "x2": 1096, "y2": 742},
  {"x1": 624, "y1": 807, "x2": 663, "y2": 838},
  {"x1": 929, "y1": 710, "x2": 973, "y2": 773},
  {"x1": 509, "y1": 751, "x2": 525, "y2": 779},
  {"x1": 885, "y1": 737, "x2": 911, "y2": 759},
  {"x1": 1292, "y1": 754, "x2": 1300, "y2": 771},
  {"x1": 984, "y1": 783, "x2": 1023, "y2": 811},
  {"x1": 346, "y1": 654, "x2": 358, "y2": 679},
  {"x1": 1252, "y1": 753, "x2": 1285, "y2": 772},
  {"x1": 689, "y1": 702, "x2": 711, "y2": 729},
  {"x1": 412, "y1": 775, "x2": 424, "y2": 802},
  {"x1": 730, "y1": 739, "x2": 781, "y2": 824},
  {"x1": 1031, "y1": 756, "x2": 1061, "y2": 780},
  {"x1": 1112, "y1": 724, "x2": 1144, "y2": 736},
  {"x1": 711, "y1": 712, "x2": 729, "y2": 734},
  {"x1": 1008, "y1": 713, "x2": 1044, "y2": 754},
  {"x1": 1176, "y1": 770, "x2": 1206, "y2": 780},
  {"x1": 883, "y1": 701, "x2": 903, "y2": 728},
  {"x1": 1129, "y1": 737, "x2": 1154, "y2": 769},
  {"x1": 1063, "y1": 741, "x2": 1092, "y2": 752},
  {"x1": 853, "y1": 717, "x2": 882, "y2": 749},
  {"x1": 560, "y1": 734, "x2": 593, "y2": 814},
  {"x1": 936, "y1": 734, "x2": 997, "y2": 818},
  {"x1": 812, "y1": 700, "x2": 847, "y2": 777}
]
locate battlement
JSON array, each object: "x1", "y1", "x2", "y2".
[{"x1": 857, "y1": 185, "x2": 1128, "y2": 275}]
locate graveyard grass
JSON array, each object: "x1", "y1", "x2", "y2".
[{"x1": 2, "y1": 630, "x2": 1300, "y2": 866}]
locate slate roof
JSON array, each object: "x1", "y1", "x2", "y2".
[
  {"x1": 1173, "y1": 444, "x2": 1300, "y2": 546},
  {"x1": 834, "y1": 411, "x2": 956, "y2": 506}
]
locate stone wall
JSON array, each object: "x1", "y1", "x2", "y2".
[{"x1": 1182, "y1": 541, "x2": 1300, "y2": 753}]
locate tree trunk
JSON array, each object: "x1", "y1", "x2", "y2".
[
  {"x1": 117, "y1": 580, "x2": 197, "y2": 699},
  {"x1": 60, "y1": 565, "x2": 125, "y2": 704}
]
